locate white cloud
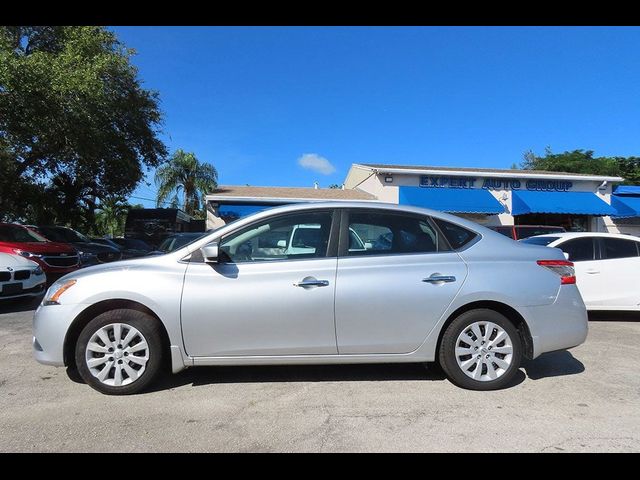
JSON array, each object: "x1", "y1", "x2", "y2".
[{"x1": 297, "y1": 153, "x2": 336, "y2": 175}]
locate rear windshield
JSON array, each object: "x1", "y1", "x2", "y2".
[
  {"x1": 520, "y1": 236, "x2": 560, "y2": 246},
  {"x1": 0, "y1": 225, "x2": 47, "y2": 243}
]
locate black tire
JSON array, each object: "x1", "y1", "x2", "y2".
[
  {"x1": 438, "y1": 309, "x2": 522, "y2": 391},
  {"x1": 75, "y1": 309, "x2": 164, "y2": 395}
]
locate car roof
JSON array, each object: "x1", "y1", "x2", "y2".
[{"x1": 530, "y1": 232, "x2": 640, "y2": 241}]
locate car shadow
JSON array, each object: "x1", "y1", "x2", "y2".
[
  {"x1": 147, "y1": 352, "x2": 584, "y2": 393},
  {"x1": 588, "y1": 311, "x2": 640, "y2": 322},
  {"x1": 148, "y1": 363, "x2": 448, "y2": 392},
  {"x1": 0, "y1": 297, "x2": 41, "y2": 314},
  {"x1": 521, "y1": 350, "x2": 585, "y2": 380}
]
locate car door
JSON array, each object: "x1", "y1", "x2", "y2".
[
  {"x1": 180, "y1": 209, "x2": 339, "y2": 357},
  {"x1": 555, "y1": 237, "x2": 600, "y2": 308},
  {"x1": 334, "y1": 209, "x2": 468, "y2": 354},
  {"x1": 594, "y1": 237, "x2": 640, "y2": 309}
]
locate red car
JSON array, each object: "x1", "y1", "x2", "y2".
[{"x1": 0, "y1": 223, "x2": 80, "y2": 278}]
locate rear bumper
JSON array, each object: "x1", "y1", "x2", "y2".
[{"x1": 521, "y1": 285, "x2": 588, "y2": 359}]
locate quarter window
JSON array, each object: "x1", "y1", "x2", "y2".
[
  {"x1": 559, "y1": 238, "x2": 595, "y2": 262},
  {"x1": 346, "y1": 211, "x2": 448, "y2": 256},
  {"x1": 219, "y1": 211, "x2": 333, "y2": 263},
  {"x1": 602, "y1": 238, "x2": 640, "y2": 260},
  {"x1": 433, "y1": 218, "x2": 478, "y2": 250}
]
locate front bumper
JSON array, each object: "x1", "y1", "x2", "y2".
[
  {"x1": 521, "y1": 285, "x2": 588, "y2": 359},
  {"x1": 33, "y1": 302, "x2": 88, "y2": 366}
]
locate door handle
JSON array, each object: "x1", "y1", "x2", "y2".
[
  {"x1": 585, "y1": 269, "x2": 600, "y2": 274},
  {"x1": 422, "y1": 275, "x2": 456, "y2": 284},
  {"x1": 294, "y1": 279, "x2": 330, "y2": 288}
]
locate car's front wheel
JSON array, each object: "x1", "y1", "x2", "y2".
[
  {"x1": 438, "y1": 309, "x2": 522, "y2": 390},
  {"x1": 75, "y1": 309, "x2": 164, "y2": 395}
]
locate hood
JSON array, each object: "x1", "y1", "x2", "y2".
[
  {"x1": 2, "y1": 241, "x2": 78, "y2": 255},
  {"x1": 70, "y1": 242, "x2": 120, "y2": 254},
  {"x1": 55, "y1": 254, "x2": 169, "y2": 282},
  {"x1": 0, "y1": 252, "x2": 40, "y2": 269}
]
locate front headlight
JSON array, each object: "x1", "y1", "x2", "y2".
[
  {"x1": 43, "y1": 279, "x2": 77, "y2": 305},
  {"x1": 33, "y1": 266, "x2": 44, "y2": 276},
  {"x1": 77, "y1": 251, "x2": 97, "y2": 263},
  {"x1": 13, "y1": 248, "x2": 39, "y2": 259}
]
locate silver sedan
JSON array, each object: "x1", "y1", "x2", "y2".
[{"x1": 33, "y1": 202, "x2": 588, "y2": 394}]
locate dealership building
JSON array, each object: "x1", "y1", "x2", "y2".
[{"x1": 205, "y1": 163, "x2": 640, "y2": 236}]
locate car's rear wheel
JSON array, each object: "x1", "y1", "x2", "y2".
[
  {"x1": 75, "y1": 309, "x2": 164, "y2": 395},
  {"x1": 439, "y1": 309, "x2": 522, "y2": 391}
]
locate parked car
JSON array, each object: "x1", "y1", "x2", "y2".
[
  {"x1": 489, "y1": 225, "x2": 566, "y2": 240},
  {"x1": 522, "y1": 232, "x2": 640, "y2": 311},
  {"x1": 0, "y1": 223, "x2": 79, "y2": 279},
  {"x1": 31, "y1": 226, "x2": 122, "y2": 267},
  {"x1": 151, "y1": 232, "x2": 206, "y2": 254},
  {"x1": 34, "y1": 202, "x2": 588, "y2": 395},
  {"x1": 91, "y1": 237, "x2": 153, "y2": 259},
  {"x1": 0, "y1": 252, "x2": 47, "y2": 301}
]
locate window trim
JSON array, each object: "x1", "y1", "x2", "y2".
[
  {"x1": 337, "y1": 208, "x2": 453, "y2": 259},
  {"x1": 213, "y1": 208, "x2": 340, "y2": 265}
]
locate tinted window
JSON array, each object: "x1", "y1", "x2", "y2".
[
  {"x1": 433, "y1": 218, "x2": 478, "y2": 250},
  {"x1": 559, "y1": 238, "x2": 595, "y2": 262},
  {"x1": 602, "y1": 238, "x2": 640, "y2": 260},
  {"x1": 219, "y1": 211, "x2": 333, "y2": 263},
  {"x1": 0, "y1": 225, "x2": 47, "y2": 243},
  {"x1": 521, "y1": 236, "x2": 561, "y2": 246},
  {"x1": 347, "y1": 211, "x2": 448, "y2": 256}
]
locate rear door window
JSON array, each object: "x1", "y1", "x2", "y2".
[{"x1": 345, "y1": 210, "x2": 449, "y2": 256}]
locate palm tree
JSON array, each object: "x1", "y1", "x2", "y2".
[
  {"x1": 95, "y1": 198, "x2": 133, "y2": 237},
  {"x1": 154, "y1": 149, "x2": 218, "y2": 216}
]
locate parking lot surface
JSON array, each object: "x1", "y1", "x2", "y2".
[{"x1": 1, "y1": 303, "x2": 639, "y2": 452}]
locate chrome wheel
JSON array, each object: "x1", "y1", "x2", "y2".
[
  {"x1": 85, "y1": 323, "x2": 149, "y2": 387},
  {"x1": 454, "y1": 321, "x2": 514, "y2": 382}
]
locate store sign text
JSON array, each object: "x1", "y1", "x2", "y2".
[{"x1": 419, "y1": 176, "x2": 573, "y2": 192}]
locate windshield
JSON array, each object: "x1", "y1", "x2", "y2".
[
  {"x1": 0, "y1": 225, "x2": 48, "y2": 243},
  {"x1": 124, "y1": 238, "x2": 152, "y2": 250},
  {"x1": 39, "y1": 226, "x2": 89, "y2": 243},
  {"x1": 158, "y1": 233, "x2": 205, "y2": 253},
  {"x1": 520, "y1": 236, "x2": 560, "y2": 246}
]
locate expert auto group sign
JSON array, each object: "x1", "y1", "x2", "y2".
[{"x1": 419, "y1": 175, "x2": 573, "y2": 192}]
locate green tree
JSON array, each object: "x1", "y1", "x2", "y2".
[
  {"x1": 94, "y1": 198, "x2": 141, "y2": 237},
  {"x1": 155, "y1": 149, "x2": 218, "y2": 216},
  {"x1": 0, "y1": 26, "x2": 167, "y2": 229},
  {"x1": 522, "y1": 148, "x2": 640, "y2": 184}
]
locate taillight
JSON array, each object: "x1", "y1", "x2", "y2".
[{"x1": 537, "y1": 260, "x2": 576, "y2": 285}]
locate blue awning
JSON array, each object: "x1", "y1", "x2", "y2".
[
  {"x1": 511, "y1": 190, "x2": 616, "y2": 216},
  {"x1": 398, "y1": 186, "x2": 505, "y2": 214},
  {"x1": 613, "y1": 185, "x2": 640, "y2": 196},
  {"x1": 611, "y1": 195, "x2": 640, "y2": 218}
]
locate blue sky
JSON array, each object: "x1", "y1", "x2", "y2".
[{"x1": 110, "y1": 26, "x2": 640, "y2": 208}]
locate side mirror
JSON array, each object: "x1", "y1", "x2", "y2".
[
  {"x1": 563, "y1": 251, "x2": 570, "y2": 260},
  {"x1": 277, "y1": 239, "x2": 287, "y2": 248},
  {"x1": 364, "y1": 242, "x2": 373, "y2": 250},
  {"x1": 201, "y1": 242, "x2": 219, "y2": 263}
]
